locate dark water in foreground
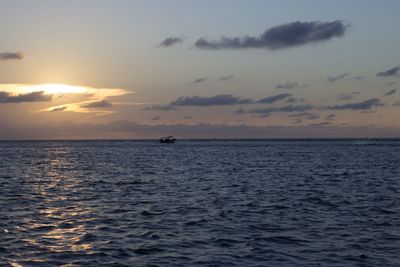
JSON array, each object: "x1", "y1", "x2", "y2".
[{"x1": 1, "y1": 140, "x2": 400, "y2": 267}]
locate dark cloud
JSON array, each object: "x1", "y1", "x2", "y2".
[
  {"x1": 170, "y1": 95, "x2": 252, "y2": 107},
  {"x1": 194, "y1": 21, "x2": 348, "y2": 50},
  {"x1": 0, "y1": 91, "x2": 52, "y2": 103},
  {"x1": 289, "y1": 112, "x2": 319, "y2": 120},
  {"x1": 293, "y1": 118, "x2": 303, "y2": 124},
  {"x1": 326, "y1": 114, "x2": 336, "y2": 120},
  {"x1": 308, "y1": 122, "x2": 331, "y2": 127},
  {"x1": 190, "y1": 78, "x2": 207, "y2": 84},
  {"x1": 383, "y1": 89, "x2": 397, "y2": 96},
  {"x1": 275, "y1": 82, "x2": 299, "y2": 90},
  {"x1": 285, "y1": 97, "x2": 305, "y2": 103},
  {"x1": 218, "y1": 75, "x2": 234, "y2": 81},
  {"x1": 328, "y1": 73, "x2": 349, "y2": 82},
  {"x1": 337, "y1": 91, "x2": 359, "y2": 100},
  {"x1": 323, "y1": 98, "x2": 382, "y2": 110},
  {"x1": 242, "y1": 104, "x2": 314, "y2": 115},
  {"x1": 377, "y1": 66, "x2": 400, "y2": 77},
  {"x1": 159, "y1": 37, "x2": 184, "y2": 47},
  {"x1": 81, "y1": 99, "x2": 112, "y2": 108},
  {"x1": 258, "y1": 93, "x2": 292, "y2": 104},
  {"x1": 50, "y1": 106, "x2": 68, "y2": 112},
  {"x1": 0, "y1": 52, "x2": 23, "y2": 61},
  {"x1": 235, "y1": 107, "x2": 245, "y2": 114}
]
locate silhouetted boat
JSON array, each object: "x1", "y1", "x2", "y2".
[{"x1": 160, "y1": 136, "x2": 176, "y2": 143}]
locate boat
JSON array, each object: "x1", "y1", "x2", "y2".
[{"x1": 160, "y1": 136, "x2": 176, "y2": 143}]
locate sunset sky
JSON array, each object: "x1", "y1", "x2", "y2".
[{"x1": 1, "y1": 0, "x2": 400, "y2": 139}]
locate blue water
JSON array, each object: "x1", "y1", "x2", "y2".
[{"x1": 1, "y1": 140, "x2": 400, "y2": 266}]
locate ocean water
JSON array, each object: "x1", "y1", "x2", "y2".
[{"x1": 0, "y1": 140, "x2": 400, "y2": 267}]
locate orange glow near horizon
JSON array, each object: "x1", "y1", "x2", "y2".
[{"x1": 0, "y1": 83, "x2": 129, "y2": 97}]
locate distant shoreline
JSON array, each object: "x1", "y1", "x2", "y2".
[{"x1": 1, "y1": 138, "x2": 400, "y2": 142}]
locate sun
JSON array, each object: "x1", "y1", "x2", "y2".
[{"x1": 30, "y1": 84, "x2": 89, "y2": 94}]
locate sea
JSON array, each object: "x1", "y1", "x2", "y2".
[{"x1": 0, "y1": 140, "x2": 399, "y2": 267}]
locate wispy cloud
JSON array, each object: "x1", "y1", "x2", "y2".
[
  {"x1": 159, "y1": 37, "x2": 184, "y2": 47},
  {"x1": 194, "y1": 21, "x2": 348, "y2": 50},
  {"x1": 323, "y1": 98, "x2": 382, "y2": 110},
  {"x1": 326, "y1": 114, "x2": 336, "y2": 120},
  {"x1": 170, "y1": 95, "x2": 252, "y2": 107},
  {"x1": 0, "y1": 51, "x2": 23, "y2": 61},
  {"x1": 285, "y1": 97, "x2": 305, "y2": 103},
  {"x1": 383, "y1": 89, "x2": 397, "y2": 96},
  {"x1": 190, "y1": 78, "x2": 207, "y2": 84},
  {"x1": 289, "y1": 112, "x2": 319, "y2": 120},
  {"x1": 50, "y1": 106, "x2": 68, "y2": 112},
  {"x1": 0, "y1": 91, "x2": 52, "y2": 103},
  {"x1": 337, "y1": 91, "x2": 359, "y2": 100},
  {"x1": 150, "y1": 116, "x2": 161, "y2": 121},
  {"x1": 275, "y1": 82, "x2": 299, "y2": 90},
  {"x1": 308, "y1": 122, "x2": 331, "y2": 127},
  {"x1": 258, "y1": 93, "x2": 292, "y2": 104},
  {"x1": 81, "y1": 99, "x2": 113, "y2": 108},
  {"x1": 328, "y1": 73, "x2": 349, "y2": 82},
  {"x1": 241, "y1": 104, "x2": 314, "y2": 115},
  {"x1": 146, "y1": 93, "x2": 295, "y2": 110},
  {"x1": 377, "y1": 66, "x2": 400, "y2": 77},
  {"x1": 218, "y1": 75, "x2": 234, "y2": 81}
]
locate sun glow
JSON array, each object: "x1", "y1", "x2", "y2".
[
  {"x1": 31, "y1": 84, "x2": 89, "y2": 94},
  {"x1": 0, "y1": 83, "x2": 129, "y2": 98}
]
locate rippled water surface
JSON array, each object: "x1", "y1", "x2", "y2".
[{"x1": 1, "y1": 140, "x2": 400, "y2": 266}]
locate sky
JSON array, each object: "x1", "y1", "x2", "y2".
[{"x1": 0, "y1": 0, "x2": 400, "y2": 139}]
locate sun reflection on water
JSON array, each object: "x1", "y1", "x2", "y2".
[{"x1": 14, "y1": 144, "x2": 96, "y2": 263}]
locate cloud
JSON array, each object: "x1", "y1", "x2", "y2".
[
  {"x1": 0, "y1": 52, "x2": 23, "y2": 61},
  {"x1": 190, "y1": 78, "x2": 207, "y2": 84},
  {"x1": 194, "y1": 20, "x2": 348, "y2": 50},
  {"x1": 81, "y1": 99, "x2": 112, "y2": 108},
  {"x1": 242, "y1": 104, "x2": 314, "y2": 115},
  {"x1": 326, "y1": 114, "x2": 336, "y2": 120},
  {"x1": 308, "y1": 122, "x2": 331, "y2": 127},
  {"x1": 50, "y1": 106, "x2": 68, "y2": 112},
  {"x1": 258, "y1": 93, "x2": 292, "y2": 104},
  {"x1": 170, "y1": 95, "x2": 252, "y2": 107},
  {"x1": 218, "y1": 75, "x2": 234, "y2": 81},
  {"x1": 337, "y1": 91, "x2": 359, "y2": 100},
  {"x1": 383, "y1": 89, "x2": 397, "y2": 96},
  {"x1": 323, "y1": 98, "x2": 382, "y2": 110},
  {"x1": 145, "y1": 94, "x2": 305, "y2": 111},
  {"x1": 150, "y1": 116, "x2": 161, "y2": 121},
  {"x1": 0, "y1": 91, "x2": 52, "y2": 103},
  {"x1": 275, "y1": 82, "x2": 299, "y2": 90},
  {"x1": 285, "y1": 97, "x2": 305, "y2": 103},
  {"x1": 377, "y1": 66, "x2": 400, "y2": 77},
  {"x1": 159, "y1": 37, "x2": 184, "y2": 47},
  {"x1": 289, "y1": 112, "x2": 319, "y2": 120},
  {"x1": 328, "y1": 73, "x2": 349, "y2": 82}
]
